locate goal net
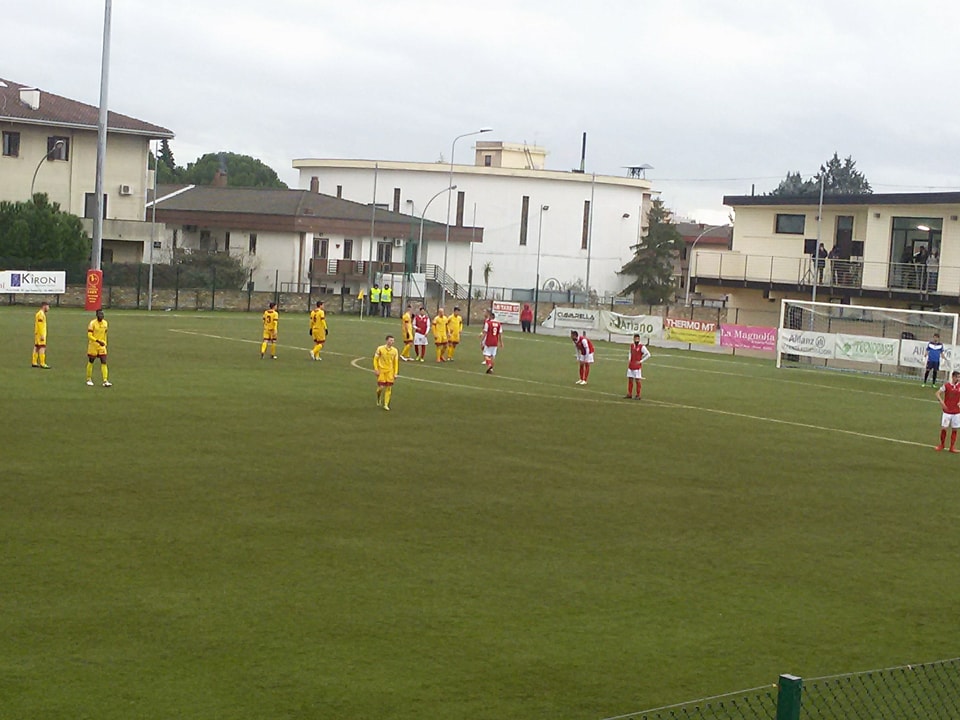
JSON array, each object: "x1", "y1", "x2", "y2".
[{"x1": 777, "y1": 300, "x2": 959, "y2": 379}]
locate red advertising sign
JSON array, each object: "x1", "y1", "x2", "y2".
[{"x1": 85, "y1": 269, "x2": 103, "y2": 311}]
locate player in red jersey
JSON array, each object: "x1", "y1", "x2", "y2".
[
  {"x1": 481, "y1": 311, "x2": 503, "y2": 374},
  {"x1": 625, "y1": 333, "x2": 652, "y2": 399},
  {"x1": 412, "y1": 306, "x2": 431, "y2": 362},
  {"x1": 570, "y1": 331, "x2": 595, "y2": 385},
  {"x1": 935, "y1": 370, "x2": 960, "y2": 452}
]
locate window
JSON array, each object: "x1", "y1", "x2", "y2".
[
  {"x1": 775, "y1": 214, "x2": 806, "y2": 235},
  {"x1": 343, "y1": 238, "x2": 353, "y2": 259},
  {"x1": 377, "y1": 241, "x2": 393, "y2": 264},
  {"x1": 2, "y1": 131, "x2": 19, "y2": 157},
  {"x1": 314, "y1": 238, "x2": 328, "y2": 259},
  {"x1": 199, "y1": 230, "x2": 212, "y2": 251},
  {"x1": 249, "y1": 233, "x2": 257, "y2": 254},
  {"x1": 47, "y1": 136, "x2": 69, "y2": 161},
  {"x1": 224, "y1": 231, "x2": 231, "y2": 253},
  {"x1": 484, "y1": 155, "x2": 492, "y2": 167},
  {"x1": 519, "y1": 196, "x2": 530, "y2": 245},
  {"x1": 582, "y1": 200, "x2": 591, "y2": 249}
]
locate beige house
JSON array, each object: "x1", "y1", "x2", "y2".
[
  {"x1": 0, "y1": 77, "x2": 173, "y2": 263},
  {"x1": 689, "y1": 192, "x2": 960, "y2": 313}
]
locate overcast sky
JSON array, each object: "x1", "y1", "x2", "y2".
[{"x1": 8, "y1": 0, "x2": 960, "y2": 224}]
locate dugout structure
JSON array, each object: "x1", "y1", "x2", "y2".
[{"x1": 776, "y1": 300, "x2": 959, "y2": 378}]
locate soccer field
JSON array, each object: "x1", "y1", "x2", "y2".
[{"x1": 2, "y1": 306, "x2": 958, "y2": 720}]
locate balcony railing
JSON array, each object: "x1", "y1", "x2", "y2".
[{"x1": 693, "y1": 251, "x2": 957, "y2": 296}]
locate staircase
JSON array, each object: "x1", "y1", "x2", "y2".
[{"x1": 424, "y1": 264, "x2": 470, "y2": 300}]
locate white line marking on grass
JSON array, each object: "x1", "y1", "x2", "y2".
[
  {"x1": 170, "y1": 328, "x2": 930, "y2": 448},
  {"x1": 168, "y1": 329, "x2": 353, "y2": 358}
]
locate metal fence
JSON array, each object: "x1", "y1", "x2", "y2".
[{"x1": 606, "y1": 659, "x2": 960, "y2": 720}]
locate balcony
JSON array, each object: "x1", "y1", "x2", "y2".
[
  {"x1": 310, "y1": 259, "x2": 406, "y2": 278},
  {"x1": 692, "y1": 251, "x2": 957, "y2": 300}
]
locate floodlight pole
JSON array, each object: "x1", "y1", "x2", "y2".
[
  {"x1": 92, "y1": 0, "x2": 113, "y2": 271},
  {"x1": 811, "y1": 171, "x2": 825, "y2": 308}
]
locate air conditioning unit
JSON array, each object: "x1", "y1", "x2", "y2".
[
  {"x1": 393, "y1": 238, "x2": 403, "y2": 248},
  {"x1": 119, "y1": 184, "x2": 132, "y2": 196}
]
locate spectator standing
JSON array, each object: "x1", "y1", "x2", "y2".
[
  {"x1": 381, "y1": 284, "x2": 393, "y2": 317},
  {"x1": 520, "y1": 303, "x2": 534, "y2": 333},
  {"x1": 369, "y1": 283, "x2": 381, "y2": 317}
]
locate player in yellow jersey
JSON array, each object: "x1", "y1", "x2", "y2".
[
  {"x1": 400, "y1": 304, "x2": 414, "y2": 361},
  {"x1": 261, "y1": 301, "x2": 279, "y2": 359},
  {"x1": 432, "y1": 307, "x2": 448, "y2": 362},
  {"x1": 85, "y1": 309, "x2": 111, "y2": 387},
  {"x1": 373, "y1": 335, "x2": 400, "y2": 411},
  {"x1": 445, "y1": 306, "x2": 463, "y2": 361},
  {"x1": 32, "y1": 301, "x2": 51, "y2": 369},
  {"x1": 309, "y1": 300, "x2": 328, "y2": 360}
]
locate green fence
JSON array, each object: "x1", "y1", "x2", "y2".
[{"x1": 606, "y1": 658, "x2": 960, "y2": 720}]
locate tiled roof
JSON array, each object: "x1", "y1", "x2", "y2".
[{"x1": 0, "y1": 78, "x2": 173, "y2": 138}]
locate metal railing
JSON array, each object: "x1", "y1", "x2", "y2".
[{"x1": 693, "y1": 251, "x2": 956, "y2": 296}]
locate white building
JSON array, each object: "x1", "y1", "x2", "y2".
[{"x1": 293, "y1": 141, "x2": 655, "y2": 298}]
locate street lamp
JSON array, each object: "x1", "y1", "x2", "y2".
[
  {"x1": 29, "y1": 139, "x2": 65, "y2": 198},
  {"x1": 419, "y1": 185, "x2": 457, "y2": 285},
  {"x1": 685, "y1": 224, "x2": 728, "y2": 306},
  {"x1": 442, "y1": 127, "x2": 492, "y2": 306},
  {"x1": 534, "y1": 204, "x2": 549, "y2": 334}
]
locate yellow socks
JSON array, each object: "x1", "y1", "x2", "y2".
[
  {"x1": 86, "y1": 363, "x2": 93, "y2": 381},
  {"x1": 260, "y1": 341, "x2": 267, "y2": 355},
  {"x1": 383, "y1": 387, "x2": 392, "y2": 408},
  {"x1": 101, "y1": 365, "x2": 109, "y2": 382},
  {"x1": 38, "y1": 351, "x2": 46, "y2": 366},
  {"x1": 32, "y1": 351, "x2": 38, "y2": 366}
]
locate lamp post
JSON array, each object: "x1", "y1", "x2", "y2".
[
  {"x1": 29, "y1": 140, "x2": 65, "y2": 198},
  {"x1": 534, "y1": 204, "x2": 549, "y2": 333},
  {"x1": 442, "y1": 127, "x2": 491, "y2": 306},
  {"x1": 420, "y1": 185, "x2": 457, "y2": 305},
  {"x1": 685, "y1": 224, "x2": 728, "y2": 306}
]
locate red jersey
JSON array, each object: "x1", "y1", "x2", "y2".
[
  {"x1": 483, "y1": 320, "x2": 502, "y2": 347},
  {"x1": 628, "y1": 342, "x2": 649, "y2": 370},
  {"x1": 942, "y1": 382, "x2": 960, "y2": 414},
  {"x1": 520, "y1": 306, "x2": 534, "y2": 322},
  {"x1": 413, "y1": 314, "x2": 430, "y2": 335},
  {"x1": 575, "y1": 336, "x2": 594, "y2": 355}
]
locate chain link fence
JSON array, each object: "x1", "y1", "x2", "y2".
[{"x1": 606, "y1": 659, "x2": 960, "y2": 720}]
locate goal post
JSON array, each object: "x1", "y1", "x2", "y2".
[{"x1": 776, "y1": 299, "x2": 959, "y2": 379}]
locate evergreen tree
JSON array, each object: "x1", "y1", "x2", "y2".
[
  {"x1": 769, "y1": 153, "x2": 871, "y2": 196},
  {"x1": 618, "y1": 199, "x2": 681, "y2": 304},
  {"x1": 180, "y1": 152, "x2": 288, "y2": 188},
  {"x1": 0, "y1": 195, "x2": 90, "y2": 263},
  {"x1": 156, "y1": 139, "x2": 179, "y2": 183}
]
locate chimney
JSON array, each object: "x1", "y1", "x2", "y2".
[
  {"x1": 310, "y1": 176, "x2": 319, "y2": 193},
  {"x1": 19, "y1": 88, "x2": 40, "y2": 110},
  {"x1": 212, "y1": 170, "x2": 228, "y2": 187}
]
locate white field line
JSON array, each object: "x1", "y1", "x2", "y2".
[{"x1": 169, "y1": 328, "x2": 931, "y2": 448}]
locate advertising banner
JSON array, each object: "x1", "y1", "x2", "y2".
[
  {"x1": 720, "y1": 324, "x2": 777, "y2": 352},
  {"x1": 0, "y1": 270, "x2": 66, "y2": 294},
  {"x1": 85, "y1": 269, "x2": 103, "y2": 311},
  {"x1": 542, "y1": 307, "x2": 600, "y2": 330},
  {"x1": 492, "y1": 300, "x2": 521, "y2": 325},
  {"x1": 900, "y1": 339, "x2": 956, "y2": 369},
  {"x1": 833, "y1": 333, "x2": 899, "y2": 364},
  {"x1": 598, "y1": 310, "x2": 663, "y2": 338},
  {"x1": 664, "y1": 317, "x2": 718, "y2": 345},
  {"x1": 777, "y1": 329, "x2": 835, "y2": 358}
]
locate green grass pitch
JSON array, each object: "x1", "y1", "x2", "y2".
[{"x1": 2, "y1": 305, "x2": 958, "y2": 720}]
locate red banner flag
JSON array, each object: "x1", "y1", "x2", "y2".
[{"x1": 85, "y1": 269, "x2": 103, "y2": 311}]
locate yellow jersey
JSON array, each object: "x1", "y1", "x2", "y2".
[
  {"x1": 310, "y1": 308, "x2": 327, "y2": 332},
  {"x1": 34, "y1": 309, "x2": 47, "y2": 341},
  {"x1": 87, "y1": 318, "x2": 108, "y2": 354},
  {"x1": 401, "y1": 311, "x2": 413, "y2": 341},
  {"x1": 432, "y1": 314, "x2": 448, "y2": 342},
  {"x1": 373, "y1": 343, "x2": 399, "y2": 383},
  {"x1": 447, "y1": 314, "x2": 463, "y2": 342},
  {"x1": 262, "y1": 309, "x2": 279, "y2": 338}
]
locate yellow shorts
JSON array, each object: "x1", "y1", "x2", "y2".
[
  {"x1": 87, "y1": 342, "x2": 107, "y2": 357},
  {"x1": 34, "y1": 334, "x2": 46, "y2": 347},
  {"x1": 433, "y1": 335, "x2": 448, "y2": 345},
  {"x1": 312, "y1": 329, "x2": 326, "y2": 343},
  {"x1": 263, "y1": 331, "x2": 278, "y2": 342},
  {"x1": 376, "y1": 372, "x2": 396, "y2": 386}
]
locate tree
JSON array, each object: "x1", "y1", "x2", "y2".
[
  {"x1": 155, "y1": 139, "x2": 180, "y2": 184},
  {"x1": 618, "y1": 199, "x2": 681, "y2": 304},
  {"x1": 769, "y1": 153, "x2": 872, "y2": 196},
  {"x1": 482, "y1": 261, "x2": 493, "y2": 295},
  {"x1": 0, "y1": 194, "x2": 90, "y2": 264},
  {"x1": 180, "y1": 152, "x2": 288, "y2": 188}
]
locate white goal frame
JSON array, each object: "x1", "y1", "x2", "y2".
[{"x1": 776, "y1": 299, "x2": 959, "y2": 378}]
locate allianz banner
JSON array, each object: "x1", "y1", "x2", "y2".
[
  {"x1": 900, "y1": 339, "x2": 956, "y2": 369},
  {"x1": 777, "y1": 329, "x2": 835, "y2": 358},
  {"x1": 833, "y1": 334, "x2": 899, "y2": 363},
  {"x1": 598, "y1": 310, "x2": 663, "y2": 338},
  {"x1": 0, "y1": 270, "x2": 66, "y2": 294}
]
